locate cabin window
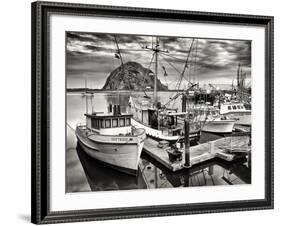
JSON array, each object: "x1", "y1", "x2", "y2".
[
  {"x1": 91, "y1": 119, "x2": 99, "y2": 129},
  {"x1": 105, "y1": 119, "x2": 111, "y2": 128},
  {"x1": 228, "y1": 106, "x2": 231, "y2": 110},
  {"x1": 112, "y1": 119, "x2": 118, "y2": 127},
  {"x1": 168, "y1": 116, "x2": 175, "y2": 126},
  {"x1": 100, "y1": 119, "x2": 104, "y2": 128},
  {"x1": 233, "y1": 105, "x2": 237, "y2": 110},
  {"x1": 126, "y1": 118, "x2": 131, "y2": 126},
  {"x1": 119, "y1": 118, "x2": 125, "y2": 127}
]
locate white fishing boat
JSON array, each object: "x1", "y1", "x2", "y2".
[
  {"x1": 129, "y1": 96, "x2": 201, "y2": 142},
  {"x1": 193, "y1": 106, "x2": 235, "y2": 134},
  {"x1": 220, "y1": 103, "x2": 251, "y2": 126},
  {"x1": 216, "y1": 64, "x2": 251, "y2": 126},
  {"x1": 76, "y1": 104, "x2": 146, "y2": 175},
  {"x1": 201, "y1": 118, "x2": 235, "y2": 134}
]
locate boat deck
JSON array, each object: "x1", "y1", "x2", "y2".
[{"x1": 143, "y1": 135, "x2": 250, "y2": 172}]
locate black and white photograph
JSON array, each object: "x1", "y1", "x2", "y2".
[
  {"x1": 28, "y1": 0, "x2": 274, "y2": 224},
  {"x1": 66, "y1": 32, "x2": 252, "y2": 193}
]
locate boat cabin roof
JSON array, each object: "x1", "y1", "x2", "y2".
[
  {"x1": 85, "y1": 112, "x2": 132, "y2": 130},
  {"x1": 221, "y1": 103, "x2": 248, "y2": 111},
  {"x1": 85, "y1": 112, "x2": 133, "y2": 119},
  {"x1": 163, "y1": 112, "x2": 187, "y2": 116}
]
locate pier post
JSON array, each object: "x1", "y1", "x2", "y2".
[
  {"x1": 209, "y1": 141, "x2": 215, "y2": 153},
  {"x1": 248, "y1": 125, "x2": 252, "y2": 146},
  {"x1": 248, "y1": 126, "x2": 252, "y2": 169},
  {"x1": 85, "y1": 95, "x2": 88, "y2": 114},
  {"x1": 184, "y1": 119, "x2": 191, "y2": 168},
  {"x1": 182, "y1": 94, "x2": 187, "y2": 112}
]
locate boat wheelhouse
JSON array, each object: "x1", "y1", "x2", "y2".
[
  {"x1": 75, "y1": 104, "x2": 146, "y2": 175},
  {"x1": 220, "y1": 103, "x2": 251, "y2": 126},
  {"x1": 129, "y1": 96, "x2": 201, "y2": 143}
]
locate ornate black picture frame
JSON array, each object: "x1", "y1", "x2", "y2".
[{"x1": 31, "y1": 1, "x2": 274, "y2": 224}]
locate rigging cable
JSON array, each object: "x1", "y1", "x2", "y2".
[
  {"x1": 176, "y1": 39, "x2": 195, "y2": 90},
  {"x1": 193, "y1": 39, "x2": 199, "y2": 85},
  {"x1": 141, "y1": 53, "x2": 155, "y2": 97},
  {"x1": 159, "y1": 51, "x2": 186, "y2": 63},
  {"x1": 159, "y1": 54, "x2": 196, "y2": 89}
]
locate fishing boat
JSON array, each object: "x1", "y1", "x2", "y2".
[
  {"x1": 75, "y1": 104, "x2": 146, "y2": 176},
  {"x1": 219, "y1": 102, "x2": 251, "y2": 126},
  {"x1": 128, "y1": 37, "x2": 201, "y2": 143},
  {"x1": 217, "y1": 64, "x2": 251, "y2": 126},
  {"x1": 192, "y1": 106, "x2": 235, "y2": 133},
  {"x1": 129, "y1": 96, "x2": 201, "y2": 142}
]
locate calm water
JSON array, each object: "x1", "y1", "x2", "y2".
[{"x1": 66, "y1": 92, "x2": 251, "y2": 193}]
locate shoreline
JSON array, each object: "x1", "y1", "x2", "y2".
[{"x1": 66, "y1": 89, "x2": 184, "y2": 93}]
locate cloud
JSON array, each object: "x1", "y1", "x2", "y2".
[{"x1": 66, "y1": 32, "x2": 251, "y2": 89}]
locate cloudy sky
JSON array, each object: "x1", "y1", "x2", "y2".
[{"x1": 66, "y1": 32, "x2": 251, "y2": 90}]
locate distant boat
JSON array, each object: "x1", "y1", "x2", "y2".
[
  {"x1": 219, "y1": 102, "x2": 251, "y2": 126},
  {"x1": 81, "y1": 91, "x2": 94, "y2": 97},
  {"x1": 192, "y1": 105, "x2": 235, "y2": 134},
  {"x1": 81, "y1": 79, "x2": 94, "y2": 97},
  {"x1": 76, "y1": 104, "x2": 146, "y2": 176}
]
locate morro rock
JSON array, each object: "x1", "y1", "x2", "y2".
[{"x1": 102, "y1": 61, "x2": 168, "y2": 91}]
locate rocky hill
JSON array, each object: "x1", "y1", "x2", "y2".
[{"x1": 102, "y1": 61, "x2": 168, "y2": 91}]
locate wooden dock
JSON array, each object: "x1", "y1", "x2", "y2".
[
  {"x1": 143, "y1": 135, "x2": 250, "y2": 172},
  {"x1": 233, "y1": 125, "x2": 251, "y2": 133}
]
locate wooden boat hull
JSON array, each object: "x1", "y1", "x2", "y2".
[
  {"x1": 201, "y1": 119, "x2": 235, "y2": 133},
  {"x1": 75, "y1": 126, "x2": 145, "y2": 175}
]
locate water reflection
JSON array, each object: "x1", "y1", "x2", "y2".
[
  {"x1": 76, "y1": 143, "x2": 147, "y2": 191},
  {"x1": 140, "y1": 154, "x2": 251, "y2": 188},
  {"x1": 75, "y1": 141, "x2": 250, "y2": 191}
]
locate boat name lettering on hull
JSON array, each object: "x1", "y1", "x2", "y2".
[{"x1": 111, "y1": 138, "x2": 131, "y2": 142}]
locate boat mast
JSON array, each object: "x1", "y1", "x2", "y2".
[
  {"x1": 154, "y1": 37, "x2": 159, "y2": 106},
  {"x1": 174, "y1": 39, "x2": 195, "y2": 91},
  {"x1": 85, "y1": 79, "x2": 88, "y2": 114},
  {"x1": 237, "y1": 63, "x2": 240, "y2": 99},
  {"x1": 145, "y1": 37, "x2": 167, "y2": 107}
]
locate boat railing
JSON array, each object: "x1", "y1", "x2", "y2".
[{"x1": 76, "y1": 122, "x2": 86, "y2": 129}]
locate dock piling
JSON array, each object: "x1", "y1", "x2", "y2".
[
  {"x1": 182, "y1": 94, "x2": 187, "y2": 112},
  {"x1": 184, "y1": 119, "x2": 191, "y2": 168},
  {"x1": 209, "y1": 141, "x2": 215, "y2": 153}
]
